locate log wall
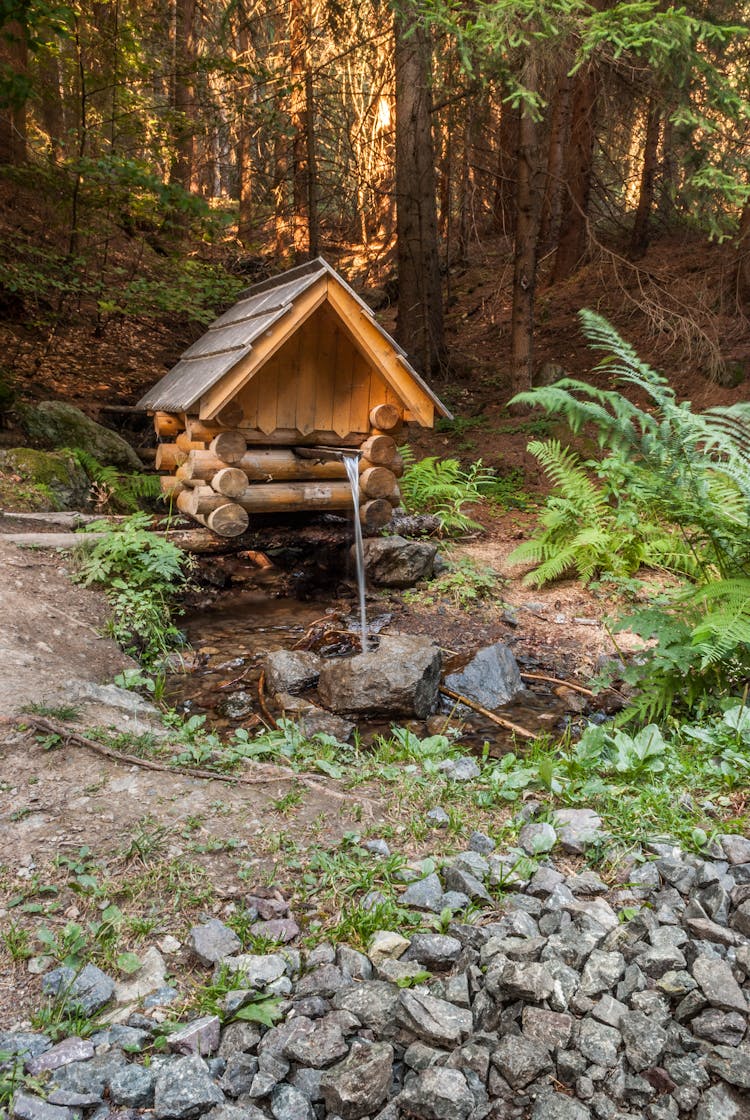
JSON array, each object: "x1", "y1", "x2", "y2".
[{"x1": 153, "y1": 401, "x2": 404, "y2": 538}]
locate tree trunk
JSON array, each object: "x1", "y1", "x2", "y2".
[
  {"x1": 169, "y1": 0, "x2": 196, "y2": 195},
  {"x1": 510, "y1": 57, "x2": 541, "y2": 403},
  {"x1": 394, "y1": 0, "x2": 445, "y2": 377},
  {"x1": 737, "y1": 201, "x2": 750, "y2": 309},
  {"x1": 0, "y1": 20, "x2": 28, "y2": 165},
  {"x1": 492, "y1": 94, "x2": 518, "y2": 235},
  {"x1": 289, "y1": 0, "x2": 308, "y2": 260},
  {"x1": 235, "y1": 5, "x2": 253, "y2": 245},
  {"x1": 552, "y1": 63, "x2": 597, "y2": 282},
  {"x1": 629, "y1": 100, "x2": 661, "y2": 258},
  {"x1": 538, "y1": 70, "x2": 573, "y2": 251},
  {"x1": 457, "y1": 98, "x2": 475, "y2": 262}
]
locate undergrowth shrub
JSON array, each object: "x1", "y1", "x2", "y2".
[
  {"x1": 511, "y1": 310, "x2": 750, "y2": 721},
  {"x1": 75, "y1": 513, "x2": 191, "y2": 667},
  {"x1": 67, "y1": 449, "x2": 162, "y2": 512}
]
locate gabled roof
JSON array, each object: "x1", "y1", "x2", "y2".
[{"x1": 136, "y1": 257, "x2": 451, "y2": 424}]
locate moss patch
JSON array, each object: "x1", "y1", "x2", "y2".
[{"x1": 0, "y1": 447, "x2": 90, "y2": 511}]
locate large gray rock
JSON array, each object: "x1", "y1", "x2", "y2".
[
  {"x1": 397, "y1": 1067, "x2": 476, "y2": 1120},
  {"x1": 531, "y1": 1095, "x2": 592, "y2": 1120},
  {"x1": 319, "y1": 1039, "x2": 394, "y2": 1119},
  {"x1": 153, "y1": 1056, "x2": 224, "y2": 1119},
  {"x1": 692, "y1": 957, "x2": 748, "y2": 1013},
  {"x1": 21, "y1": 401, "x2": 143, "y2": 470},
  {"x1": 359, "y1": 536, "x2": 437, "y2": 588},
  {"x1": 443, "y1": 642, "x2": 522, "y2": 709},
  {"x1": 397, "y1": 989, "x2": 472, "y2": 1047},
  {"x1": 695, "y1": 1082, "x2": 750, "y2": 1119},
  {"x1": 491, "y1": 1034, "x2": 553, "y2": 1088},
  {"x1": 317, "y1": 634, "x2": 441, "y2": 718},
  {"x1": 263, "y1": 650, "x2": 322, "y2": 695}
]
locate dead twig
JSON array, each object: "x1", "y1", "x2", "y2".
[
  {"x1": 17, "y1": 715, "x2": 373, "y2": 804},
  {"x1": 520, "y1": 672, "x2": 594, "y2": 697},
  {"x1": 257, "y1": 670, "x2": 279, "y2": 729},
  {"x1": 439, "y1": 687, "x2": 536, "y2": 739}
]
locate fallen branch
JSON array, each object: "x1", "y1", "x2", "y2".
[
  {"x1": 439, "y1": 687, "x2": 536, "y2": 740},
  {"x1": 520, "y1": 672, "x2": 594, "y2": 697},
  {"x1": 18, "y1": 715, "x2": 372, "y2": 804}
]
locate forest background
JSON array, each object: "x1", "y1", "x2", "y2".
[{"x1": 0, "y1": 0, "x2": 749, "y2": 415}]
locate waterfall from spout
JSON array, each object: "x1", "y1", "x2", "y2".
[{"x1": 343, "y1": 451, "x2": 368, "y2": 654}]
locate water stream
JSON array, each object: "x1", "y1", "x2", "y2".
[{"x1": 342, "y1": 451, "x2": 368, "y2": 653}]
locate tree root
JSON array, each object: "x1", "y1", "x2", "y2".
[
  {"x1": 17, "y1": 715, "x2": 377, "y2": 805},
  {"x1": 438, "y1": 687, "x2": 536, "y2": 739}
]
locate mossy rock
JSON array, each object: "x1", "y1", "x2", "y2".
[
  {"x1": 20, "y1": 401, "x2": 143, "y2": 471},
  {"x1": 0, "y1": 447, "x2": 91, "y2": 511}
]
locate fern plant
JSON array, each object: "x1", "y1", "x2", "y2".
[
  {"x1": 512, "y1": 310, "x2": 750, "y2": 720},
  {"x1": 399, "y1": 449, "x2": 495, "y2": 536},
  {"x1": 67, "y1": 448, "x2": 162, "y2": 512}
]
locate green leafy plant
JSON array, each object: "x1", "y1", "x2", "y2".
[
  {"x1": 399, "y1": 451, "x2": 495, "y2": 535},
  {"x1": 75, "y1": 513, "x2": 191, "y2": 667},
  {"x1": 405, "y1": 555, "x2": 503, "y2": 609},
  {"x1": 67, "y1": 449, "x2": 162, "y2": 512},
  {"x1": 511, "y1": 310, "x2": 750, "y2": 718}
]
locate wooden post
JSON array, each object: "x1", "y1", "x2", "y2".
[
  {"x1": 154, "y1": 411, "x2": 182, "y2": 439},
  {"x1": 369, "y1": 403, "x2": 402, "y2": 432}
]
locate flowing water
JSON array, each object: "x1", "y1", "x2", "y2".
[{"x1": 342, "y1": 451, "x2": 368, "y2": 653}]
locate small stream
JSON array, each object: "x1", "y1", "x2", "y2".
[{"x1": 165, "y1": 571, "x2": 580, "y2": 754}]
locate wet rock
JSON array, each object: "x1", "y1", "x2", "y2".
[
  {"x1": 188, "y1": 920, "x2": 241, "y2": 966},
  {"x1": 215, "y1": 691, "x2": 254, "y2": 720},
  {"x1": 263, "y1": 650, "x2": 322, "y2": 695},
  {"x1": 443, "y1": 642, "x2": 522, "y2": 709},
  {"x1": 153, "y1": 1056, "x2": 224, "y2": 1119},
  {"x1": 397, "y1": 1067, "x2": 476, "y2": 1120},
  {"x1": 317, "y1": 634, "x2": 441, "y2": 718},
  {"x1": 41, "y1": 964, "x2": 115, "y2": 1016},
  {"x1": 319, "y1": 1039, "x2": 394, "y2": 1119},
  {"x1": 360, "y1": 536, "x2": 437, "y2": 588},
  {"x1": 21, "y1": 401, "x2": 143, "y2": 470}
]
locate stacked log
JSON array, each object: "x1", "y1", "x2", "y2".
[{"x1": 153, "y1": 407, "x2": 404, "y2": 537}]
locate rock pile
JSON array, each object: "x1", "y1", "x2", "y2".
[{"x1": 4, "y1": 833, "x2": 750, "y2": 1120}]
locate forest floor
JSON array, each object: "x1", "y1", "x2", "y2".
[{"x1": 0, "y1": 217, "x2": 748, "y2": 1031}]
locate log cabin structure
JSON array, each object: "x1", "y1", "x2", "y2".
[{"x1": 136, "y1": 257, "x2": 452, "y2": 537}]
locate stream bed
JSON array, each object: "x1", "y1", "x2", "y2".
[{"x1": 165, "y1": 567, "x2": 582, "y2": 754}]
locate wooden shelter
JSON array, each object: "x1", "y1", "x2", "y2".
[{"x1": 137, "y1": 257, "x2": 451, "y2": 537}]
